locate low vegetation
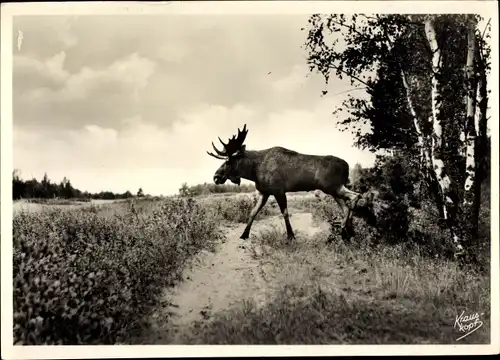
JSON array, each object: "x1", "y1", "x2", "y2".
[
  {"x1": 179, "y1": 182, "x2": 255, "y2": 197},
  {"x1": 22, "y1": 198, "x2": 92, "y2": 206},
  {"x1": 180, "y1": 153, "x2": 491, "y2": 345},
  {"x1": 207, "y1": 194, "x2": 279, "y2": 223},
  {"x1": 12, "y1": 151, "x2": 490, "y2": 345},
  {"x1": 186, "y1": 226, "x2": 490, "y2": 344},
  {"x1": 13, "y1": 198, "x2": 222, "y2": 345}
]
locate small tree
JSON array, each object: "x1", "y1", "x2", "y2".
[
  {"x1": 178, "y1": 183, "x2": 192, "y2": 197},
  {"x1": 350, "y1": 163, "x2": 364, "y2": 187},
  {"x1": 304, "y1": 14, "x2": 491, "y2": 261},
  {"x1": 123, "y1": 191, "x2": 133, "y2": 199}
]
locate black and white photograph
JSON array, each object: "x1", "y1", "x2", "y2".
[{"x1": 1, "y1": 1, "x2": 499, "y2": 358}]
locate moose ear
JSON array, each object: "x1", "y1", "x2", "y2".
[{"x1": 233, "y1": 145, "x2": 246, "y2": 157}]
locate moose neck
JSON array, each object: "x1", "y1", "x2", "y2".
[{"x1": 233, "y1": 150, "x2": 260, "y2": 183}]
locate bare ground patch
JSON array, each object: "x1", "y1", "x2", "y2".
[{"x1": 140, "y1": 211, "x2": 325, "y2": 344}]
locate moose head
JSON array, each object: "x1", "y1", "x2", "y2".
[{"x1": 207, "y1": 124, "x2": 249, "y2": 186}]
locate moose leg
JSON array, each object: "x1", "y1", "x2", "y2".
[
  {"x1": 240, "y1": 192, "x2": 270, "y2": 240},
  {"x1": 335, "y1": 186, "x2": 360, "y2": 239},
  {"x1": 334, "y1": 197, "x2": 348, "y2": 227},
  {"x1": 322, "y1": 197, "x2": 347, "y2": 243},
  {"x1": 274, "y1": 193, "x2": 295, "y2": 241},
  {"x1": 325, "y1": 196, "x2": 352, "y2": 241}
]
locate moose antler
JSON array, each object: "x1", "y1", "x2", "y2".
[{"x1": 207, "y1": 124, "x2": 248, "y2": 159}]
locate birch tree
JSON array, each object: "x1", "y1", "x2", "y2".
[
  {"x1": 304, "y1": 14, "x2": 491, "y2": 261},
  {"x1": 462, "y1": 16, "x2": 480, "y2": 240}
]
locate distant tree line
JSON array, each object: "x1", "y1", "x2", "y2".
[
  {"x1": 12, "y1": 170, "x2": 144, "y2": 201},
  {"x1": 179, "y1": 182, "x2": 255, "y2": 197}
]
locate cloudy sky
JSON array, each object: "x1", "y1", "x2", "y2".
[{"x1": 13, "y1": 14, "x2": 376, "y2": 196}]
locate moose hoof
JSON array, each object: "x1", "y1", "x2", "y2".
[{"x1": 240, "y1": 233, "x2": 249, "y2": 240}]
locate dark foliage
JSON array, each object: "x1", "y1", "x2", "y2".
[{"x1": 12, "y1": 170, "x2": 137, "y2": 201}]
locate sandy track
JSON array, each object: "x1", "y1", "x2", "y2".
[{"x1": 145, "y1": 211, "x2": 325, "y2": 344}]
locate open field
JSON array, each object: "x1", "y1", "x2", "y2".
[
  {"x1": 12, "y1": 192, "x2": 490, "y2": 345},
  {"x1": 13, "y1": 199, "x2": 124, "y2": 213}
]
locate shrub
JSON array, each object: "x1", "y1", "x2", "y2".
[
  {"x1": 312, "y1": 192, "x2": 342, "y2": 237},
  {"x1": 313, "y1": 165, "x2": 418, "y2": 250},
  {"x1": 212, "y1": 195, "x2": 275, "y2": 223},
  {"x1": 13, "y1": 197, "x2": 222, "y2": 345},
  {"x1": 352, "y1": 153, "x2": 421, "y2": 205},
  {"x1": 376, "y1": 197, "x2": 412, "y2": 245},
  {"x1": 179, "y1": 182, "x2": 256, "y2": 197}
]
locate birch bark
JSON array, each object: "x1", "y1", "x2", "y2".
[
  {"x1": 466, "y1": 17, "x2": 489, "y2": 241},
  {"x1": 400, "y1": 71, "x2": 431, "y2": 168},
  {"x1": 463, "y1": 17, "x2": 478, "y2": 209},
  {"x1": 424, "y1": 17, "x2": 464, "y2": 253}
]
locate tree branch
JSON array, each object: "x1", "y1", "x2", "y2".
[
  {"x1": 480, "y1": 17, "x2": 491, "y2": 40},
  {"x1": 327, "y1": 63, "x2": 373, "y2": 88},
  {"x1": 328, "y1": 86, "x2": 369, "y2": 97},
  {"x1": 327, "y1": 17, "x2": 365, "y2": 37}
]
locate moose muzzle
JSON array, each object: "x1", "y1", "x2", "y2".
[{"x1": 214, "y1": 175, "x2": 226, "y2": 185}]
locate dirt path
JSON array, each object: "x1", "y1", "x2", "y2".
[{"x1": 147, "y1": 211, "x2": 325, "y2": 344}]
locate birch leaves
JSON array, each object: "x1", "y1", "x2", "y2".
[{"x1": 305, "y1": 14, "x2": 491, "y2": 258}]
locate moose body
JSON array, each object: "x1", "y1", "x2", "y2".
[
  {"x1": 208, "y1": 125, "x2": 376, "y2": 241},
  {"x1": 230, "y1": 147, "x2": 349, "y2": 193}
]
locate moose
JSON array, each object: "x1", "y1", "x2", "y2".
[{"x1": 207, "y1": 124, "x2": 377, "y2": 241}]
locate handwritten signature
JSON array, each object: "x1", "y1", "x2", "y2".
[{"x1": 454, "y1": 310, "x2": 484, "y2": 341}]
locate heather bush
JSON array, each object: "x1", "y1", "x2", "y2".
[
  {"x1": 13, "y1": 197, "x2": 221, "y2": 345},
  {"x1": 179, "y1": 182, "x2": 255, "y2": 196}
]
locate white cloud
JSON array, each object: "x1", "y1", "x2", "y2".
[
  {"x1": 16, "y1": 52, "x2": 156, "y2": 102},
  {"x1": 14, "y1": 51, "x2": 69, "y2": 86},
  {"x1": 13, "y1": 15, "x2": 378, "y2": 196},
  {"x1": 156, "y1": 43, "x2": 189, "y2": 63},
  {"x1": 14, "y1": 100, "x2": 375, "y2": 196},
  {"x1": 271, "y1": 64, "x2": 308, "y2": 94}
]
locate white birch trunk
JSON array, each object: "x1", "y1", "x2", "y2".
[
  {"x1": 400, "y1": 71, "x2": 430, "y2": 167},
  {"x1": 381, "y1": 20, "x2": 433, "y2": 172},
  {"x1": 476, "y1": 46, "x2": 489, "y2": 179},
  {"x1": 474, "y1": 76, "x2": 483, "y2": 137},
  {"x1": 463, "y1": 18, "x2": 479, "y2": 207},
  {"x1": 424, "y1": 17, "x2": 464, "y2": 253}
]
